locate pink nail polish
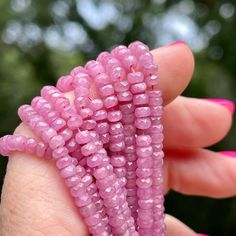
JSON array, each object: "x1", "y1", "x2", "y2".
[
  {"x1": 169, "y1": 41, "x2": 187, "y2": 46},
  {"x1": 205, "y1": 98, "x2": 235, "y2": 114},
  {"x1": 219, "y1": 151, "x2": 236, "y2": 158}
]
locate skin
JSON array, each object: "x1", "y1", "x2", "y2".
[{"x1": 0, "y1": 43, "x2": 234, "y2": 236}]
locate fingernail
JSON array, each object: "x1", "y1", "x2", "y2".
[
  {"x1": 219, "y1": 151, "x2": 236, "y2": 158},
  {"x1": 169, "y1": 40, "x2": 187, "y2": 46},
  {"x1": 205, "y1": 98, "x2": 235, "y2": 114}
]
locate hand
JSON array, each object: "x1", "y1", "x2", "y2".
[{"x1": 0, "y1": 42, "x2": 234, "y2": 236}]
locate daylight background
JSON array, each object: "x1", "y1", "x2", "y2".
[{"x1": 0, "y1": 0, "x2": 236, "y2": 235}]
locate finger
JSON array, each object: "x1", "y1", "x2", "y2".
[
  {"x1": 1, "y1": 126, "x2": 88, "y2": 236},
  {"x1": 151, "y1": 42, "x2": 194, "y2": 104},
  {"x1": 163, "y1": 97, "x2": 234, "y2": 149},
  {"x1": 165, "y1": 214, "x2": 196, "y2": 236},
  {"x1": 164, "y1": 148, "x2": 236, "y2": 198}
]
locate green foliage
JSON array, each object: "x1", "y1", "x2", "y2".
[{"x1": 0, "y1": 0, "x2": 236, "y2": 234}]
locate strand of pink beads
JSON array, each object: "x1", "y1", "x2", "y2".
[{"x1": 0, "y1": 41, "x2": 165, "y2": 236}]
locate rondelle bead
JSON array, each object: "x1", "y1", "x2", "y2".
[
  {"x1": 135, "y1": 118, "x2": 151, "y2": 130},
  {"x1": 49, "y1": 135, "x2": 65, "y2": 150},
  {"x1": 107, "y1": 111, "x2": 122, "y2": 123}
]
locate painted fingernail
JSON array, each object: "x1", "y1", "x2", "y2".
[
  {"x1": 205, "y1": 98, "x2": 235, "y2": 114},
  {"x1": 169, "y1": 40, "x2": 187, "y2": 46},
  {"x1": 219, "y1": 151, "x2": 236, "y2": 158}
]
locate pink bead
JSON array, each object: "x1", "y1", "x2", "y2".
[
  {"x1": 137, "y1": 156, "x2": 152, "y2": 168},
  {"x1": 81, "y1": 142, "x2": 98, "y2": 156},
  {"x1": 110, "y1": 155, "x2": 126, "y2": 167},
  {"x1": 109, "y1": 122, "x2": 123, "y2": 135},
  {"x1": 130, "y1": 82, "x2": 147, "y2": 94},
  {"x1": 138, "y1": 199, "x2": 153, "y2": 210},
  {"x1": 89, "y1": 99, "x2": 103, "y2": 111},
  {"x1": 122, "y1": 54, "x2": 137, "y2": 70},
  {"x1": 79, "y1": 107, "x2": 93, "y2": 119},
  {"x1": 99, "y1": 84, "x2": 114, "y2": 97},
  {"x1": 51, "y1": 118, "x2": 66, "y2": 131},
  {"x1": 135, "y1": 118, "x2": 151, "y2": 130},
  {"x1": 75, "y1": 193, "x2": 92, "y2": 207},
  {"x1": 99, "y1": 186, "x2": 116, "y2": 199},
  {"x1": 110, "y1": 133, "x2": 124, "y2": 143},
  {"x1": 96, "y1": 122, "x2": 109, "y2": 134},
  {"x1": 74, "y1": 97, "x2": 90, "y2": 110},
  {"x1": 59, "y1": 128, "x2": 73, "y2": 141},
  {"x1": 107, "y1": 111, "x2": 122, "y2": 122},
  {"x1": 146, "y1": 74, "x2": 159, "y2": 86},
  {"x1": 41, "y1": 128, "x2": 57, "y2": 143},
  {"x1": 75, "y1": 130, "x2": 91, "y2": 145},
  {"x1": 25, "y1": 138, "x2": 37, "y2": 154},
  {"x1": 136, "y1": 135, "x2": 152, "y2": 146},
  {"x1": 74, "y1": 86, "x2": 89, "y2": 97},
  {"x1": 127, "y1": 72, "x2": 144, "y2": 84},
  {"x1": 49, "y1": 135, "x2": 65, "y2": 149},
  {"x1": 65, "y1": 175, "x2": 81, "y2": 187},
  {"x1": 136, "y1": 146, "x2": 153, "y2": 158},
  {"x1": 114, "y1": 81, "x2": 129, "y2": 94},
  {"x1": 73, "y1": 74, "x2": 91, "y2": 88},
  {"x1": 110, "y1": 66, "x2": 126, "y2": 81},
  {"x1": 103, "y1": 95, "x2": 118, "y2": 109},
  {"x1": 56, "y1": 75, "x2": 73, "y2": 92},
  {"x1": 60, "y1": 164, "x2": 77, "y2": 178},
  {"x1": 94, "y1": 73, "x2": 110, "y2": 87},
  {"x1": 151, "y1": 106, "x2": 163, "y2": 116},
  {"x1": 79, "y1": 202, "x2": 97, "y2": 217},
  {"x1": 92, "y1": 110, "x2": 107, "y2": 121},
  {"x1": 87, "y1": 153, "x2": 103, "y2": 168},
  {"x1": 136, "y1": 177, "x2": 152, "y2": 189},
  {"x1": 109, "y1": 141, "x2": 125, "y2": 152},
  {"x1": 123, "y1": 124, "x2": 136, "y2": 135},
  {"x1": 117, "y1": 91, "x2": 133, "y2": 102},
  {"x1": 133, "y1": 93, "x2": 149, "y2": 105},
  {"x1": 52, "y1": 147, "x2": 68, "y2": 159},
  {"x1": 94, "y1": 165, "x2": 113, "y2": 179},
  {"x1": 81, "y1": 120, "x2": 97, "y2": 130},
  {"x1": 136, "y1": 168, "x2": 153, "y2": 178},
  {"x1": 56, "y1": 155, "x2": 72, "y2": 169},
  {"x1": 135, "y1": 107, "x2": 151, "y2": 118},
  {"x1": 120, "y1": 103, "x2": 135, "y2": 114}
]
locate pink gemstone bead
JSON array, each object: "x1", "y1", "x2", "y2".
[
  {"x1": 136, "y1": 135, "x2": 152, "y2": 146},
  {"x1": 81, "y1": 142, "x2": 98, "y2": 156},
  {"x1": 117, "y1": 91, "x2": 133, "y2": 102},
  {"x1": 114, "y1": 80, "x2": 130, "y2": 92},
  {"x1": 87, "y1": 153, "x2": 103, "y2": 168},
  {"x1": 75, "y1": 193, "x2": 92, "y2": 207},
  {"x1": 56, "y1": 75, "x2": 74, "y2": 92},
  {"x1": 135, "y1": 118, "x2": 151, "y2": 130},
  {"x1": 94, "y1": 73, "x2": 110, "y2": 87},
  {"x1": 60, "y1": 128, "x2": 73, "y2": 142},
  {"x1": 103, "y1": 95, "x2": 118, "y2": 109},
  {"x1": 89, "y1": 99, "x2": 103, "y2": 111},
  {"x1": 110, "y1": 66, "x2": 126, "y2": 81},
  {"x1": 92, "y1": 110, "x2": 107, "y2": 121},
  {"x1": 49, "y1": 135, "x2": 65, "y2": 150},
  {"x1": 107, "y1": 111, "x2": 122, "y2": 122},
  {"x1": 52, "y1": 146, "x2": 68, "y2": 159},
  {"x1": 109, "y1": 122, "x2": 123, "y2": 135},
  {"x1": 136, "y1": 146, "x2": 153, "y2": 158},
  {"x1": 135, "y1": 107, "x2": 151, "y2": 118},
  {"x1": 81, "y1": 120, "x2": 97, "y2": 130},
  {"x1": 99, "y1": 84, "x2": 114, "y2": 97},
  {"x1": 127, "y1": 72, "x2": 144, "y2": 84},
  {"x1": 130, "y1": 82, "x2": 147, "y2": 94},
  {"x1": 133, "y1": 93, "x2": 149, "y2": 105}
]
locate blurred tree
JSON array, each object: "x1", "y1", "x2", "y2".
[{"x1": 0, "y1": 0, "x2": 236, "y2": 234}]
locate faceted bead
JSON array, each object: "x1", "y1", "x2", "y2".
[
  {"x1": 65, "y1": 175, "x2": 81, "y2": 187},
  {"x1": 146, "y1": 74, "x2": 159, "y2": 86},
  {"x1": 87, "y1": 153, "x2": 103, "y2": 168},
  {"x1": 49, "y1": 135, "x2": 65, "y2": 150},
  {"x1": 136, "y1": 168, "x2": 153, "y2": 178},
  {"x1": 60, "y1": 164, "x2": 77, "y2": 178},
  {"x1": 89, "y1": 99, "x2": 103, "y2": 111},
  {"x1": 111, "y1": 155, "x2": 126, "y2": 167},
  {"x1": 94, "y1": 165, "x2": 113, "y2": 179},
  {"x1": 114, "y1": 80, "x2": 130, "y2": 92},
  {"x1": 99, "y1": 84, "x2": 114, "y2": 97},
  {"x1": 135, "y1": 107, "x2": 151, "y2": 118},
  {"x1": 79, "y1": 203, "x2": 97, "y2": 217},
  {"x1": 109, "y1": 122, "x2": 123, "y2": 135},
  {"x1": 56, "y1": 155, "x2": 72, "y2": 169},
  {"x1": 74, "y1": 86, "x2": 89, "y2": 97},
  {"x1": 135, "y1": 118, "x2": 151, "y2": 130},
  {"x1": 75, "y1": 193, "x2": 92, "y2": 207},
  {"x1": 59, "y1": 128, "x2": 73, "y2": 142},
  {"x1": 136, "y1": 135, "x2": 152, "y2": 147},
  {"x1": 136, "y1": 177, "x2": 152, "y2": 188},
  {"x1": 107, "y1": 111, "x2": 122, "y2": 122},
  {"x1": 110, "y1": 66, "x2": 126, "y2": 81},
  {"x1": 138, "y1": 198, "x2": 153, "y2": 209},
  {"x1": 81, "y1": 142, "x2": 98, "y2": 156},
  {"x1": 94, "y1": 73, "x2": 110, "y2": 87},
  {"x1": 52, "y1": 147, "x2": 68, "y2": 159},
  {"x1": 109, "y1": 141, "x2": 125, "y2": 152},
  {"x1": 136, "y1": 146, "x2": 153, "y2": 158},
  {"x1": 92, "y1": 110, "x2": 107, "y2": 121},
  {"x1": 133, "y1": 94, "x2": 149, "y2": 105},
  {"x1": 130, "y1": 82, "x2": 147, "y2": 94},
  {"x1": 127, "y1": 72, "x2": 144, "y2": 84},
  {"x1": 103, "y1": 95, "x2": 118, "y2": 109},
  {"x1": 51, "y1": 118, "x2": 66, "y2": 131},
  {"x1": 120, "y1": 103, "x2": 135, "y2": 114},
  {"x1": 117, "y1": 91, "x2": 133, "y2": 102},
  {"x1": 79, "y1": 107, "x2": 93, "y2": 119},
  {"x1": 81, "y1": 120, "x2": 97, "y2": 130}
]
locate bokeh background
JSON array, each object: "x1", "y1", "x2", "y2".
[{"x1": 0, "y1": 0, "x2": 236, "y2": 235}]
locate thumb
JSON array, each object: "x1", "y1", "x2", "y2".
[{"x1": 0, "y1": 124, "x2": 88, "y2": 236}]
